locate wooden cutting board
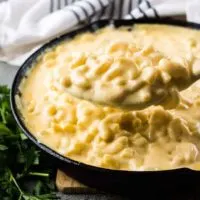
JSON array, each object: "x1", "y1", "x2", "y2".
[
  {"x1": 55, "y1": 169, "x2": 200, "y2": 200},
  {"x1": 56, "y1": 169, "x2": 98, "y2": 193}
]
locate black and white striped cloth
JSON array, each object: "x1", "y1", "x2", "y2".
[
  {"x1": 47, "y1": 0, "x2": 159, "y2": 21},
  {"x1": 0, "y1": 0, "x2": 197, "y2": 65}
]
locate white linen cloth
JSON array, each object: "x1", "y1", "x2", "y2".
[{"x1": 0, "y1": 0, "x2": 199, "y2": 66}]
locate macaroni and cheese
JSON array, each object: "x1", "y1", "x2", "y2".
[{"x1": 17, "y1": 24, "x2": 200, "y2": 170}]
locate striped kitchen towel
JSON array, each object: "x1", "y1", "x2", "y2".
[{"x1": 0, "y1": 0, "x2": 198, "y2": 65}]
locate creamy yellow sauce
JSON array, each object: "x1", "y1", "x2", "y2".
[{"x1": 17, "y1": 24, "x2": 200, "y2": 171}]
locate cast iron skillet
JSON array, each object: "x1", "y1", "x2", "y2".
[{"x1": 10, "y1": 18, "x2": 200, "y2": 195}]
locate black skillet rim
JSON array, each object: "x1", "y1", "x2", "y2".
[{"x1": 10, "y1": 18, "x2": 200, "y2": 175}]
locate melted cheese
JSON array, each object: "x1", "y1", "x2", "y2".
[{"x1": 17, "y1": 24, "x2": 200, "y2": 171}]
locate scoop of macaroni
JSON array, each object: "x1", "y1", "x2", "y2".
[
  {"x1": 54, "y1": 41, "x2": 190, "y2": 109},
  {"x1": 17, "y1": 24, "x2": 200, "y2": 171}
]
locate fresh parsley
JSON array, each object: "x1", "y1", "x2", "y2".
[{"x1": 0, "y1": 86, "x2": 58, "y2": 200}]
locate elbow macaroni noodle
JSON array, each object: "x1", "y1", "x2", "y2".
[{"x1": 17, "y1": 24, "x2": 200, "y2": 170}]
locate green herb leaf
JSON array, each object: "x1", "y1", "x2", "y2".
[
  {"x1": 0, "y1": 86, "x2": 58, "y2": 200},
  {"x1": 0, "y1": 122, "x2": 12, "y2": 135},
  {"x1": 0, "y1": 144, "x2": 8, "y2": 150}
]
